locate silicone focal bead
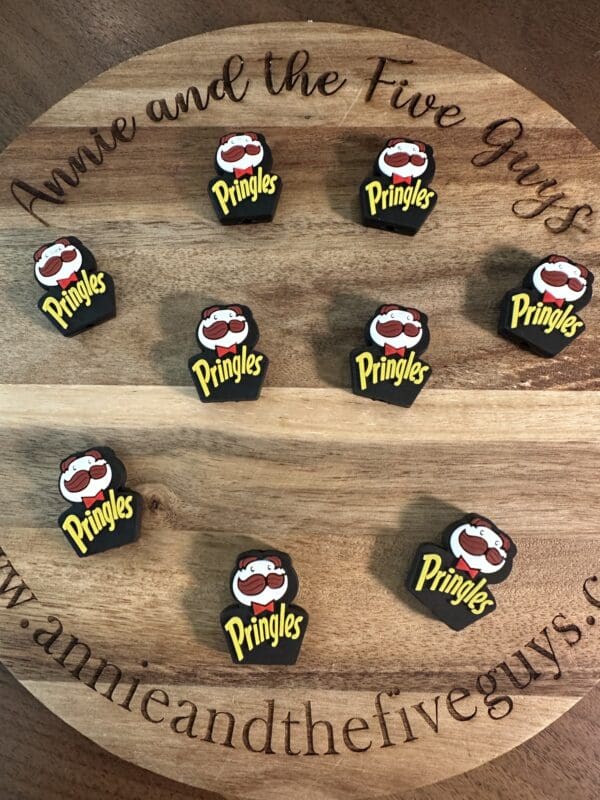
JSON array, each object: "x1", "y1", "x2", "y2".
[
  {"x1": 208, "y1": 132, "x2": 282, "y2": 224},
  {"x1": 188, "y1": 303, "x2": 269, "y2": 402},
  {"x1": 350, "y1": 303, "x2": 432, "y2": 407},
  {"x1": 33, "y1": 236, "x2": 116, "y2": 336},
  {"x1": 57, "y1": 447, "x2": 142, "y2": 557},
  {"x1": 220, "y1": 549, "x2": 309, "y2": 665},
  {"x1": 359, "y1": 137, "x2": 438, "y2": 235},
  {"x1": 499, "y1": 254, "x2": 593, "y2": 357},
  {"x1": 406, "y1": 514, "x2": 517, "y2": 630}
]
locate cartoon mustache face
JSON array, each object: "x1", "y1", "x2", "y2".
[
  {"x1": 202, "y1": 318, "x2": 246, "y2": 340},
  {"x1": 220, "y1": 143, "x2": 262, "y2": 163},
  {"x1": 39, "y1": 248, "x2": 78, "y2": 277},
  {"x1": 63, "y1": 463, "x2": 108, "y2": 494},
  {"x1": 375, "y1": 319, "x2": 421, "y2": 338},
  {"x1": 532, "y1": 257, "x2": 588, "y2": 303},
  {"x1": 378, "y1": 139, "x2": 429, "y2": 180},
  {"x1": 458, "y1": 530, "x2": 504, "y2": 566},
  {"x1": 236, "y1": 572, "x2": 285, "y2": 595},
  {"x1": 369, "y1": 306, "x2": 423, "y2": 351},
  {"x1": 34, "y1": 238, "x2": 83, "y2": 287},
  {"x1": 540, "y1": 268, "x2": 584, "y2": 292},
  {"x1": 197, "y1": 306, "x2": 249, "y2": 351},
  {"x1": 59, "y1": 451, "x2": 112, "y2": 504},
  {"x1": 383, "y1": 151, "x2": 426, "y2": 169},
  {"x1": 216, "y1": 133, "x2": 264, "y2": 174},
  {"x1": 232, "y1": 557, "x2": 289, "y2": 607},
  {"x1": 449, "y1": 521, "x2": 510, "y2": 575}
]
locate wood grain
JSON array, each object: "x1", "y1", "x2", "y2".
[{"x1": 0, "y1": 18, "x2": 599, "y2": 800}]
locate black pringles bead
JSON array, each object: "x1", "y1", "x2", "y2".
[
  {"x1": 57, "y1": 447, "x2": 143, "y2": 557},
  {"x1": 499, "y1": 254, "x2": 594, "y2": 357},
  {"x1": 406, "y1": 514, "x2": 517, "y2": 631},
  {"x1": 208, "y1": 132, "x2": 282, "y2": 224},
  {"x1": 34, "y1": 236, "x2": 116, "y2": 336},
  {"x1": 350, "y1": 303, "x2": 432, "y2": 407},
  {"x1": 221, "y1": 549, "x2": 309, "y2": 665},
  {"x1": 359, "y1": 137, "x2": 438, "y2": 235},
  {"x1": 188, "y1": 303, "x2": 269, "y2": 402}
]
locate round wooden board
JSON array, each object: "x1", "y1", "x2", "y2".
[{"x1": 1, "y1": 21, "x2": 600, "y2": 800}]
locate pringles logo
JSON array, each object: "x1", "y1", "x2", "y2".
[
  {"x1": 33, "y1": 236, "x2": 116, "y2": 336},
  {"x1": 188, "y1": 303, "x2": 268, "y2": 402},
  {"x1": 407, "y1": 514, "x2": 517, "y2": 630},
  {"x1": 499, "y1": 254, "x2": 593, "y2": 357},
  {"x1": 220, "y1": 549, "x2": 309, "y2": 665},
  {"x1": 208, "y1": 131, "x2": 282, "y2": 224},
  {"x1": 349, "y1": 303, "x2": 432, "y2": 407},
  {"x1": 359, "y1": 137, "x2": 438, "y2": 235},
  {"x1": 57, "y1": 446, "x2": 143, "y2": 557}
]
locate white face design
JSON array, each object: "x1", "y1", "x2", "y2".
[
  {"x1": 59, "y1": 453, "x2": 112, "y2": 505},
  {"x1": 197, "y1": 307, "x2": 249, "y2": 351},
  {"x1": 232, "y1": 558, "x2": 289, "y2": 608},
  {"x1": 216, "y1": 133, "x2": 264, "y2": 175},
  {"x1": 378, "y1": 140, "x2": 429, "y2": 181},
  {"x1": 449, "y1": 521, "x2": 508, "y2": 576},
  {"x1": 34, "y1": 240, "x2": 83, "y2": 287},
  {"x1": 369, "y1": 307, "x2": 423, "y2": 351},
  {"x1": 532, "y1": 258, "x2": 588, "y2": 304}
]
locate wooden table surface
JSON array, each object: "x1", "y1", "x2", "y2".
[{"x1": 1, "y1": 2, "x2": 600, "y2": 799}]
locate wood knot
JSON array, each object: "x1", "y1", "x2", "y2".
[{"x1": 137, "y1": 483, "x2": 177, "y2": 527}]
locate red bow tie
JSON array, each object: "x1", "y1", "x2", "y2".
[
  {"x1": 58, "y1": 273, "x2": 79, "y2": 289},
  {"x1": 542, "y1": 291, "x2": 564, "y2": 308},
  {"x1": 392, "y1": 174, "x2": 412, "y2": 185},
  {"x1": 455, "y1": 557, "x2": 479, "y2": 579},
  {"x1": 252, "y1": 601, "x2": 275, "y2": 615},
  {"x1": 234, "y1": 166, "x2": 254, "y2": 179},
  {"x1": 82, "y1": 490, "x2": 105, "y2": 509},
  {"x1": 384, "y1": 344, "x2": 406, "y2": 357},
  {"x1": 216, "y1": 344, "x2": 238, "y2": 357}
]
